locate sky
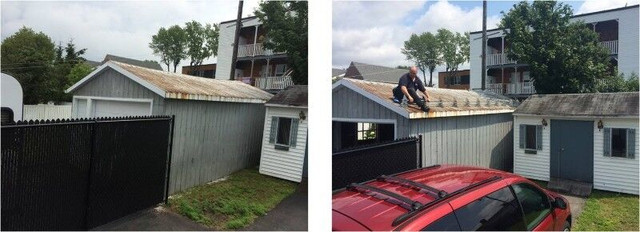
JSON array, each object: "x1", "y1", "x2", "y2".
[
  {"x1": 332, "y1": 0, "x2": 639, "y2": 81},
  {"x1": 1, "y1": 0, "x2": 261, "y2": 72}
]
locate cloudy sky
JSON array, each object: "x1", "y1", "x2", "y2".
[
  {"x1": 333, "y1": 0, "x2": 638, "y2": 77},
  {"x1": 1, "y1": 0, "x2": 261, "y2": 72}
]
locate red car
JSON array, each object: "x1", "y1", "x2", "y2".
[{"x1": 333, "y1": 165, "x2": 571, "y2": 231}]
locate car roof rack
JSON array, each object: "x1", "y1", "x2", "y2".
[
  {"x1": 377, "y1": 175, "x2": 448, "y2": 199},
  {"x1": 347, "y1": 183, "x2": 423, "y2": 211},
  {"x1": 391, "y1": 175, "x2": 502, "y2": 226}
]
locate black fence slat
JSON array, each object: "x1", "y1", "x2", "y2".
[
  {"x1": 332, "y1": 137, "x2": 422, "y2": 190},
  {"x1": 1, "y1": 115, "x2": 172, "y2": 230}
]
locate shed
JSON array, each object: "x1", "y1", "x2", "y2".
[
  {"x1": 333, "y1": 78, "x2": 517, "y2": 170},
  {"x1": 513, "y1": 92, "x2": 639, "y2": 195},
  {"x1": 66, "y1": 61, "x2": 273, "y2": 194},
  {"x1": 259, "y1": 85, "x2": 308, "y2": 182}
]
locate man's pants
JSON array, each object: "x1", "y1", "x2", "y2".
[{"x1": 393, "y1": 86, "x2": 422, "y2": 103}]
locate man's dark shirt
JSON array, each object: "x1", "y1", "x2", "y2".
[{"x1": 398, "y1": 73, "x2": 426, "y2": 92}]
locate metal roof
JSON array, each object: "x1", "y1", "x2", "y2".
[
  {"x1": 334, "y1": 79, "x2": 516, "y2": 119},
  {"x1": 514, "y1": 92, "x2": 639, "y2": 118},
  {"x1": 266, "y1": 85, "x2": 307, "y2": 107},
  {"x1": 66, "y1": 61, "x2": 273, "y2": 104},
  {"x1": 346, "y1": 62, "x2": 408, "y2": 84},
  {"x1": 102, "y1": 54, "x2": 163, "y2": 70}
]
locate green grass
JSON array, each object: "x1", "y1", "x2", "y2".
[
  {"x1": 167, "y1": 168, "x2": 297, "y2": 230},
  {"x1": 529, "y1": 179, "x2": 639, "y2": 231},
  {"x1": 573, "y1": 190, "x2": 639, "y2": 231}
]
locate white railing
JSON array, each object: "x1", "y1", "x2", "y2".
[
  {"x1": 599, "y1": 40, "x2": 618, "y2": 54},
  {"x1": 506, "y1": 81, "x2": 536, "y2": 95},
  {"x1": 254, "y1": 76, "x2": 294, "y2": 90},
  {"x1": 486, "y1": 53, "x2": 517, "y2": 66},
  {"x1": 237, "y1": 43, "x2": 285, "y2": 57},
  {"x1": 23, "y1": 104, "x2": 72, "y2": 120},
  {"x1": 485, "y1": 83, "x2": 504, "y2": 94}
]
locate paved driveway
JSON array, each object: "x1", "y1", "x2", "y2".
[
  {"x1": 560, "y1": 194, "x2": 587, "y2": 221},
  {"x1": 91, "y1": 206, "x2": 209, "y2": 231},
  {"x1": 242, "y1": 180, "x2": 308, "y2": 231}
]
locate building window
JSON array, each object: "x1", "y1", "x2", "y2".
[
  {"x1": 275, "y1": 64, "x2": 287, "y2": 76},
  {"x1": 269, "y1": 116, "x2": 299, "y2": 151},
  {"x1": 519, "y1": 124, "x2": 542, "y2": 153},
  {"x1": 357, "y1": 122, "x2": 377, "y2": 141},
  {"x1": 604, "y1": 128, "x2": 636, "y2": 158}
]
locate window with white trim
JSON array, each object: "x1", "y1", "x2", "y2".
[
  {"x1": 519, "y1": 124, "x2": 542, "y2": 154},
  {"x1": 275, "y1": 64, "x2": 287, "y2": 76},
  {"x1": 604, "y1": 128, "x2": 636, "y2": 158},
  {"x1": 357, "y1": 122, "x2": 377, "y2": 141},
  {"x1": 269, "y1": 116, "x2": 299, "y2": 151}
]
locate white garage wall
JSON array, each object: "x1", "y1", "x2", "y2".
[
  {"x1": 259, "y1": 106, "x2": 308, "y2": 182},
  {"x1": 593, "y1": 118, "x2": 639, "y2": 195},
  {"x1": 513, "y1": 115, "x2": 550, "y2": 181}
]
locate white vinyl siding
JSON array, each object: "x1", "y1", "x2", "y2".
[
  {"x1": 259, "y1": 106, "x2": 308, "y2": 182},
  {"x1": 514, "y1": 116, "x2": 550, "y2": 181},
  {"x1": 593, "y1": 118, "x2": 639, "y2": 195}
]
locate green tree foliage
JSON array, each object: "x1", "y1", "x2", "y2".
[
  {"x1": 596, "y1": 72, "x2": 639, "y2": 92},
  {"x1": 51, "y1": 39, "x2": 87, "y2": 101},
  {"x1": 436, "y1": 29, "x2": 469, "y2": 80},
  {"x1": 66, "y1": 62, "x2": 95, "y2": 89},
  {"x1": 1, "y1": 27, "x2": 56, "y2": 104},
  {"x1": 500, "y1": 0, "x2": 610, "y2": 93},
  {"x1": 255, "y1": 1, "x2": 308, "y2": 85},
  {"x1": 402, "y1": 32, "x2": 440, "y2": 86},
  {"x1": 166, "y1": 25, "x2": 187, "y2": 73},
  {"x1": 184, "y1": 20, "x2": 219, "y2": 72},
  {"x1": 150, "y1": 27, "x2": 172, "y2": 71}
]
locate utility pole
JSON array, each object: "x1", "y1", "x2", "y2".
[
  {"x1": 481, "y1": 0, "x2": 487, "y2": 90},
  {"x1": 230, "y1": 0, "x2": 243, "y2": 80}
]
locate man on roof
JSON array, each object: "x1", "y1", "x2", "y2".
[{"x1": 392, "y1": 66, "x2": 431, "y2": 112}]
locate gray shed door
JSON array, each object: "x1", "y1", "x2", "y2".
[
  {"x1": 550, "y1": 120, "x2": 594, "y2": 183},
  {"x1": 93, "y1": 100, "x2": 151, "y2": 117}
]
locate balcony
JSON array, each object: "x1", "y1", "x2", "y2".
[
  {"x1": 486, "y1": 53, "x2": 517, "y2": 66},
  {"x1": 600, "y1": 40, "x2": 618, "y2": 54},
  {"x1": 485, "y1": 83, "x2": 504, "y2": 94},
  {"x1": 254, "y1": 76, "x2": 294, "y2": 90},
  {"x1": 238, "y1": 43, "x2": 286, "y2": 57},
  {"x1": 506, "y1": 81, "x2": 536, "y2": 95}
]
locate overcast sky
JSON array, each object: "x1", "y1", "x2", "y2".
[
  {"x1": 332, "y1": 0, "x2": 638, "y2": 82},
  {"x1": 1, "y1": 0, "x2": 261, "y2": 72}
]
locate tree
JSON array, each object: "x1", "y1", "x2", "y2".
[
  {"x1": 500, "y1": 0, "x2": 610, "y2": 93},
  {"x1": 402, "y1": 32, "x2": 440, "y2": 86},
  {"x1": 184, "y1": 20, "x2": 219, "y2": 73},
  {"x1": 51, "y1": 40, "x2": 88, "y2": 102},
  {"x1": 150, "y1": 27, "x2": 173, "y2": 71},
  {"x1": 596, "y1": 72, "x2": 639, "y2": 92},
  {"x1": 66, "y1": 62, "x2": 95, "y2": 89},
  {"x1": 255, "y1": 1, "x2": 308, "y2": 85},
  {"x1": 436, "y1": 29, "x2": 469, "y2": 80},
  {"x1": 1, "y1": 27, "x2": 56, "y2": 104}
]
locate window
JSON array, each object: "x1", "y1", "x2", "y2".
[
  {"x1": 275, "y1": 64, "x2": 287, "y2": 76},
  {"x1": 519, "y1": 124, "x2": 542, "y2": 153},
  {"x1": 357, "y1": 122, "x2": 376, "y2": 141},
  {"x1": 512, "y1": 183, "x2": 551, "y2": 230},
  {"x1": 269, "y1": 116, "x2": 299, "y2": 151},
  {"x1": 421, "y1": 212, "x2": 462, "y2": 231},
  {"x1": 453, "y1": 187, "x2": 527, "y2": 231},
  {"x1": 604, "y1": 128, "x2": 636, "y2": 158}
]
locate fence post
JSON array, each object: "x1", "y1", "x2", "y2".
[
  {"x1": 83, "y1": 119, "x2": 98, "y2": 230},
  {"x1": 417, "y1": 135, "x2": 423, "y2": 168},
  {"x1": 164, "y1": 115, "x2": 175, "y2": 205}
]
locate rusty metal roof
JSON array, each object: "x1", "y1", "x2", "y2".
[
  {"x1": 66, "y1": 61, "x2": 273, "y2": 103},
  {"x1": 266, "y1": 85, "x2": 307, "y2": 107},
  {"x1": 514, "y1": 92, "x2": 639, "y2": 118},
  {"x1": 334, "y1": 79, "x2": 516, "y2": 119}
]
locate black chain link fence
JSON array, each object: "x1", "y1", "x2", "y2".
[
  {"x1": 332, "y1": 136, "x2": 422, "y2": 190},
  {"x1": 1, "y1": 116, "x2": 173, "y2": 230}
]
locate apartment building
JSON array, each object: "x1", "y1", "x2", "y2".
[
  {"x1": 469, "y1": 5, "x2": 639, "y2": 97},
  {"x1": 215, "y1": 16, "x2": 293, "y2": 92}
]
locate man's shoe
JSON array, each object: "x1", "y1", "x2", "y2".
[
  {"x1": 393, "y1": 98, "x2": 401, "y2": 103},
  {"x1": 420, "y1": 105, "x2": 430, "y2": 112}
]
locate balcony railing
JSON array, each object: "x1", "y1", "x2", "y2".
[
  {"x1": 485, "y1": 83, "x2": 504, "y2": 94},
  {"x1": 486, "y1": 53, "x2": 517, "y2": 66},
  {"x1": 254, "y1": 76, "x2": 294, "y2": 90},
  {"x1": 238, "y1": 43, "x2": 286, "y2": 57},
  {"x1": 599, "y1": 40, "x2": 618, "y2": 54},
  {"x1": 506, "y1": 81, "x2": 536, "y2": 95}
]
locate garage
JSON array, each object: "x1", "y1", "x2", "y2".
[
  {"x1": 513, "y1": 92, "x2": 639, "y2": 195},
  {"x1": 72, "y1": 97, "x2": 152, "y2": 118}
]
